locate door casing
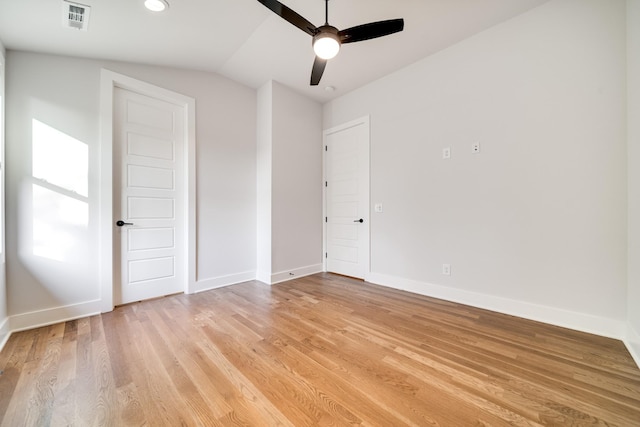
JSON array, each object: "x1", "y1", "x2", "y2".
[{"x1": 99, "y1": 70, "x2": 196, "y2": 312}]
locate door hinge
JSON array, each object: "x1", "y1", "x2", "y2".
[
  {"x1": 325, "y1": 252, "x2": 328, "y2": 259},
  {"x1": 325, "y1": 217, "x2": 327, "y2": 223},
  {"x1": 325, "y1": 145, "x2": 328, "y2": 152},
  {"x1": 325, "y1": 181, "x2": 328, "y2": 187}
]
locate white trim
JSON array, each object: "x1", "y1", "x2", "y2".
[
  {"x1": 256, "y1": 270, "x2": 271, "y2": 285},
  {"x1": 322, "y1": 130, "x2": 327, "y2": 271},
  {"x1": 192, "y1": 271, "x2": 256, "y2": 294},
  {"x1": 99, "y1": 72, "x2": 114, "y2": 312},
  {"x1": 626, "y1": 323, "x2": 640, "y2": 369},
  {"x1": 8, "y1": 299, "x2": 102, "y2": 333},
  {"x1": 367, "y1": 272, "x2": 626, "y2": 340},
  {"x1": 322, "y1": 115, "x2": 371, "y2": 278},
  {"x1": 0, "y1": 54, "x2": 6, "y2": 351},
  {"x1": 186, "y1": 97, "x2": 197, "y2": 295},
  {"x1": 0, "y1": 50, "x2": 5, "y2": 264},
  {"x1": 0, "y1": 316, "x2": 10, "y2": 353},
  {"x1": 99, "y1": 69, "x2": 196, "y2": 312},
  {"x1": 270, "y1": 263, "x2": 324, "y2": 285}
]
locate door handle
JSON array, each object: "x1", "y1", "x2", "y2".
[
  {"x1": 354, "y1": 218, "x2": 364, "y2": 223},
  {"x1": 116, "y1": 220, "x2": 134, "y2": 227}
]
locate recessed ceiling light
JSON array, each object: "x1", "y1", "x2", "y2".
[
  {"x1": 325, "y1": 86, "x2": 336, "y2": 93},
  {"x1": 144, "y1": 0, "x2": 168, "y2": 12}
]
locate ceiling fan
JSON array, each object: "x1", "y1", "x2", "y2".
[{"x1": 257, "y1": 0, "x2": 404, "y2": 86}]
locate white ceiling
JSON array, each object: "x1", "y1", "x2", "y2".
[{"x1": 0, "y1": 0, "x2": 550, "y2": 103}]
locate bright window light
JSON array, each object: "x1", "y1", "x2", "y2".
[
  {"x1": 32, "y1": 119, "x2": 88, "y2": 197},
  {"x1": 32, "y1": 184, "x2": 88, "y2": 262},
  {"x1": 31, "y1": 119, "x2": 89, "y2": 262}
]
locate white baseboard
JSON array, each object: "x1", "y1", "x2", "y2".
[
  {"x1": 366, "y1": 272, "x2": 626, "y2": 340},
  {"x1": 255, "y1": 270, "x2": 271, "y2": 285},
  {"x1": 0, "y1": 316, "x2": 11, "y2": 353},
  {"x1": 192, "y1": 271, "x2": 256, "y2": 294},
  {"x1": 270, "y1": 264, "x2": 324, "y2": 285},
  {"x1": 9, "y1": 299, "x2": 103, "y2": 334},
  {"x1": 625, "y1": 323, "x2": 640, "y2": 369}
]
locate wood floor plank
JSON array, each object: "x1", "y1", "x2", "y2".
[
  {"x1": 49, "y1": 322, "x2": 78, "y2": 426},
  {"x1": 1, "y1": 273, "x2": 639, "y2": 426},
  {"x1": 73, "y1": 315, "x2": 97, "y2": 425},
  {"x1": 92, "y1": 316, "x2": 120, "y2": 427},
  {"x1": 121, "y1": 305, "x2": 195, "y2": 427},
  {"x1": 141, "y1": 300, "x2": 230, "y2": 425},
  {"x1": 0, "y1": 330, "x2": 34, "y2": 418},
  {"x1": 22, "y1": 324, "x2": 65, "y2": 427}
]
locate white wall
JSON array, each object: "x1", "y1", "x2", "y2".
[
  {"x1": 5, "y1": 52, "x2": 257, "y2": 327},
  {"x1": 323, "y1": 0, "x2": 628, "y2": 338},
  {"x1": 256, "y1": 81, "x2": 323, "y2": 284},
  {"x1": 0, "y1": 39, "x2": 7, "y2": 348},
  {"x1": 270, "y1": 81, "x2": 323, "y2": 282},
  {"x1": 627, "y1": 0, "x2": 640, "y2": 362},
  {"x1": 6, "y1": 53, "x2": 101, "y2": 322}
]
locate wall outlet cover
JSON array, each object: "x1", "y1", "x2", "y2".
[{"x1": 442, "y1": 264, "x2": 451, "y2": 275}]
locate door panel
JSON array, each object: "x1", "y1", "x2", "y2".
[
  {"x1": 127, "y1": 197, "x2": 174, "y2": 218},
  {"x1": 128, "y1": 228, "x2": 174, "y2": 251},
  {"x1": 325, "y1": 119, "x2": 369, "y2": 279},
  {"x1": 128, "y1": 165, "x2": 174, "y2": 189},
  {"x1": 126, "y1": 100, "x2": 174, "y2": 131},
  {"x1": 114, "y1": 87, "x2": 185, "y2": 304},
  {"x1": 128, "y1": 133, "x2": 174, "y2": 160},
  {"x1": 129, "y1": 257, "x2": 175, "y2": 283}
]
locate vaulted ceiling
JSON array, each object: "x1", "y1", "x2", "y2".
[{"x1": 0, "y1": 0, "x2": 550, "y2": 102}]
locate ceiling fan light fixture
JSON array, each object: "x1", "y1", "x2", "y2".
[
  {"x1": 313, "y1": 31, "x2": 340, "y2": 60},
  {"x1": 144, "y1": 0, "x2": 169, "y2": 12},
  {"x1": 257, "y1": 0, "x2": 404, "y2": 85}
]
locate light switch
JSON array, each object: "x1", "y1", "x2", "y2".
[{"x1": 374, "y1": 203, "x2": 383, "y2": 213}]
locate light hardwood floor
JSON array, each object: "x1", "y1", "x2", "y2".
[{"x1": 1, "y1": 273, "x2": 639, "y2": 426}]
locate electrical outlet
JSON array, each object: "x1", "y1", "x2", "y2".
[
  {"x1": 443, "y1": 147, "x2": 451, "y2": 159},
  {"x1": 442, "y1": 264, "x2": 451, "y2": 275},
  {"x1": 472, "y1": 142, "x2": 481, "y2": 153}
]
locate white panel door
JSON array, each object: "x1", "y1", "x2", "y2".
[
  {"x1": 325, "y1": 119, "x2": 369, "y2": 279},
  {"x1": 114, "y1": 87, "x2": 185, "y2": 304}
]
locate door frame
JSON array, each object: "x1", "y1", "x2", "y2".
[
  {"x1": 322, "y1": 115, "x2": 371, "y2": 279},
  {"x1": 99, "y1": 70, "x2": 196, "y2": 312}
]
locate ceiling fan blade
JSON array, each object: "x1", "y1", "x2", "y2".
[
  {"x1": 256, "y1": 0, "x2": 318, "y2": 36},
  {"x1": 338, "y1": 19, "x2": 404, "y2": 44},
  {"x1": 310, "y1": 56, "x2": 327, "y2": 86}
]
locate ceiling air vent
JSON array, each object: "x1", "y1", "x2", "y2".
[{"x1": 62, "y1": 1, "x2": 91, "y2": 31}]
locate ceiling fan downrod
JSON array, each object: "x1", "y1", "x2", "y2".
[{"x1": 324, "y1": 0, "x2": 329, "y2": 26}]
